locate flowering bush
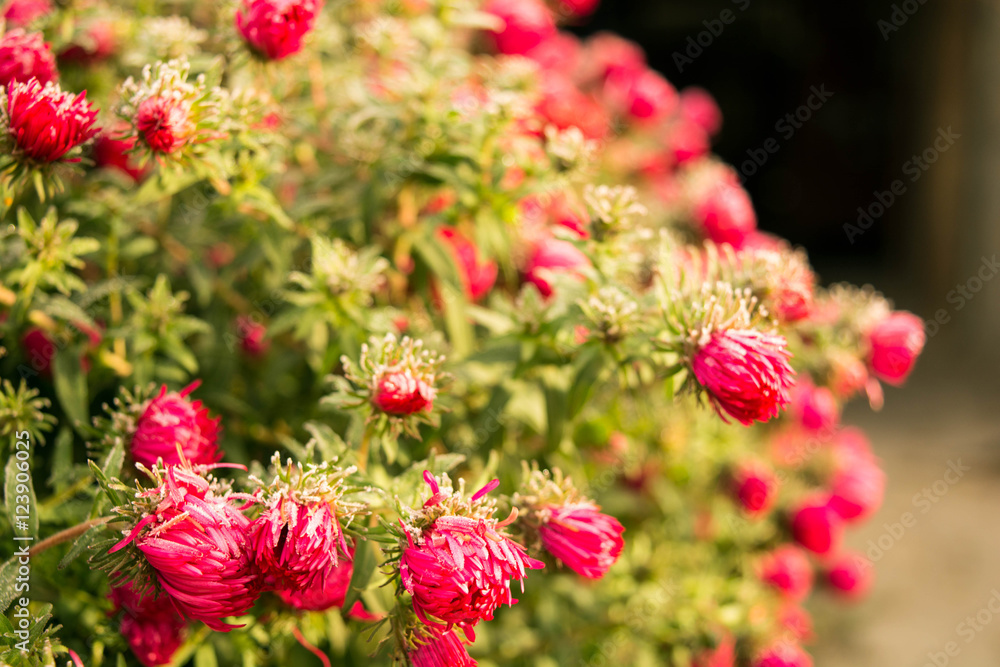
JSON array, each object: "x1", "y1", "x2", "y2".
[{"x1": 0, "y1": 1, "x2": 925, "y2": 666}]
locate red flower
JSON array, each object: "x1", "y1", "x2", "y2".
[
  {"x1": 582, "y1": 32, "x2": 646, "y2": 83},
  {"x1": 21, "y1": 327, "x2": 54, "y2": 377},
  {"x1": 92, "y1": 132, "x2": 146, "y2": 181},
  {"x1": 1, "y1": 0, "x2": 51, "y2": 27},
  {"x1": 694, "y1": 633, "x2": 736, "y2": 667},
  {"x1": 554, "y1": 0, "x2": 599, "y2": 18},
  {"x1": 110, "y1": 584, "x2": 186, "y2": 667},
  {"x1": 730, "y1": 461, "x2": 778, "y2": 516},
  {"x1": 538, "y1": 502, "x2": 624, "y2": 579},
  {"x1": 692, "y1": 329, "x2": 795, "y2": 426},
  {"x1": 275, "y1": 553, "x2": 374, "y2": 619},
  {"x1": 866, "y1": 311, "x2": 925, "y2": 386},
  {"x1": 679, "y1": 87, "x2": 723, "y2": 136},
  {"x1": 824, "y1": 551, "x2": 873, "y2": 600},
  {"x1": 524, "y1": 236, "x2": 590, "y2": 298},
  {"x1": 135, "y1": 96, "x2": 191, "y2": 154},
  {"x1": 483, "y1": 0, "x2": 555, "y2": 55},
  {"x1": 236, "y1": 315, "x2": 269, "y2": 357},
  {"x1": 4, "y1": 80, "x2": 99, "y2": 163},
  {"x1": 373, "y1": 370, "x2": 435, "y2": 415},
  {"x1": 607, "y1": 68, "x2": 678, "y2": 122},
  {"x1": 110, "y1": 467, "x2": 261, "y2": 632},
  {"x1": 789, "y1": 380, "x2": 839, "y2": 432},
  {"x1": 667, "y1": 118, "x2": 710, "y2": 165},
  {"x1": 535, "y1": 72, "x2": 609, "y2": 140},
  {"x1": 236, "y1": 0, "x2": 324, "y2": 61},
  {"x1": 409, "y1": 629, "x2": 477, "y2": 667},
  {"x1": 400, "y1": 474, "x2": 543, "y2": 637},
  {"x1": 828, "y1": 455, "x2": 884, "y2": 523},
  {"x1": 59, "y1": 21, "x2": 117, "y2": 65},
  {"x1": 789, "y1": 497, "x2": 842, "y2": 555},
  {"x1": 130, "y1": 382, "x2": 222, "y2": 468},
  {"x1": 437, "y1": 227, "x2": 498, "y2": 302},
  {"x1": 752, "y1": 642, "x2": 813, "y2": 667},
  {"x1": 693, "y1": 175, "x2": 757, "y2": 248},
  {"x1": 757, "y1": 545, "x2": 813, "y2": 601},
  {"x1": 0, "y1": 29, "x2": 57, "y2": 87}
]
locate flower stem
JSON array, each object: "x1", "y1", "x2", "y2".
[{"x1": 28, "y1": 516, "x2": 114, "y2": 558}]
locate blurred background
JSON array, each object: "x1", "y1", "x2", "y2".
[{"x1": 574, "y1": 1, "x2": 1000, "y2": 665}]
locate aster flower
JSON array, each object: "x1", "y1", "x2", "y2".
[
  {"x1": 824, "y1": 551, "x2": 873, "y2": 600},
  {"x1": 110, "y1": 584, "x2": 186, "y2": 667},
  {"x1": 682, "y1": 162, "x2": 757, "y2": 248},
  {"x1": 247, "y1": 453, "x2": 362, "y2": 592},
  {"x1": 398, "y1": 472, "x2": 543, "y2": 639},
  {"x1": 236, "y1": 0, "x2": 324, "y2": 61},
  {"x1": 107, "y1": 464, "x2": 260, "y2": 632},
  {"x1": 789, "y1": 496, "x2": 842, "y2": 556},
  {"x1": 514, "y1": 465, "x2": 624, "y2": 579},
  {"x1": 1, "y1": 79, "x2": 99, "y2": 165},
  {"x1": 866, "y1": 311, "x2": 925, "y2": 386},
  {"x1": 482, "y1": 0, "x2": 556, "y2": 55},
  {"x1": 730, "y1": 460, "x2": 778, "y2": 516},
  {"x1": 0, "y1": 29, "x2": 57, "y2": 87},
  {"x1": 129, "y1": 381, "x2": 221, "y2": 468}
]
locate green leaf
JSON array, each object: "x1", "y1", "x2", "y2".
[
  {"x1": 0, "y1": 558, "x2": 20, "y2": 613},
  {"x1": 47, "y1": 428, "x2": 73, "y2": 492},
  {"x1": 52, "y1": 347, "x2": 88, "y2": 436},
  {"x1": 341, "y1": 538, "x2": 377, "y2": 615},
  {"x1": 57, "y1": 524, "x2": 105, "y2": 570},
  {"x1": 568, "y1": 347, "x2": 607, "y2": 419},
  {"x1": 5, "y1": 457, "x2": 37, "y2": 538}
]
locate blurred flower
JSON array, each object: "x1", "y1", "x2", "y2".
[
  {"x1": 235, "y1": 0, "x2": 323, "y2": 61},
  {"x1": 757, "y1": 545, "x2": 813, "y2": 601},
  {"x1": 667, "y1": 118, "x2": 710, "y2": 165},
  {"x1": 730, "y1": 460, "x2": 778, "y2": 516},
  {"x1": 824, "y1": 551, "x2": 873, "y2": 600},
  {"x1": 21, "y1": 327, "x2": 54, "y2": 377},
  {"x1": 789, "y1": 380, "x2": 839, "y2": 433},
  {"x1": 789, "y1": 497, "x2": 842, "y2": 556},
  {"x1": 524, "y1": 236, "x2": 590, "y2": 298},
  {"x1": 135, "y1": 95, "x2": 192, "y2": 154},
  {"x1": 582, "y1": 32, "x2": 646, "y2": 83},
  {"x1": 538, "y1": 502, "x2": 624, "y2": 579},
  {"x1": 437, "y1": 227, "x2": 498, "y2": 303},
  {"x1": 0, "y1": 29, "x2": 57, "y2": 87},
  {"x1": 828, "y1": 453, "x2": 884, "y2": 523},
  {"x1": 1, "y1": 0, "x2": 50, "y2": 27},
  {"x1": 679, "y1": 86, "x2": 723, "y2": 136},
  {"x1": 605, "y1": 67, "x2": 678, "y2": 122},
  {"x1": 408, "y1": 628, "x2": 476, "y2": 667},
  {"x1": 130, "y1": 381, "x2": 222, "y2": 468},
  {"x1": 866, "y1": 311, "x2": 925, "y2": 385},
  {"x1": 110, "y1": 584, "x2": 186, "y2": 667},
  {"x1": 692, "y1": 170, "x2": 757, "y2": 248},
  {"x1": 693, "y1": 633, "x2": 736, "y2": 667},
  {"x1": 553, "y1": 0, "x2": 599, "y2": 19},
  {"x1": 109, "y1": 466, "x2": 260, "y2": 631},
  {"x1": 59, "y1": 21, "x2": 117, "y2": 65},
  {"x1": 692, "y1": 328, "x2": 794, "y2": 426},
  {"x1": 483, "y1": 0, "x2": 556, "y2": 55},
  {"x1": 92, "y1": 132, "x2": 146, "y2": 181},
  {"x1": 236, "y1": 315, "x2": 269, "y2": 357},
  {"x1": 778, "y1": 604, "x2": 814, "y2": 642},
  {"x1": 2, "y1": 80, "x2": 99, "y2": 164},
  {"x1": 373, "y1": 370, "x2": 435, "y2": 415},
  {"x1": 752, "y1": 642, "x2": 813, "y2": 667},
  {"x1": 828, "y1": 352, "x2": 868, "y2": 399}
]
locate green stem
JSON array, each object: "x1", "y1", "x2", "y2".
[{"x1": 28, "y1": 516, "x2": 113, "y2": 558}]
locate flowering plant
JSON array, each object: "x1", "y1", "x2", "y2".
[{"x1": 0, "y1": 0, "x2": 924, "y2": 666}]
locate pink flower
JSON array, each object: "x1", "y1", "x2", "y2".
[
  {"x1": 136, "y1": 96, "x2": 191, "y2": 154},
  {"x1": 4, "y1": 80, "x2": 99, "y2": 163},
  {"x1": 535, "y1": 72, "x2": 609, "y2": 140},
  {"x1": 249, "y1": 498, "x2": 348, "y2": 591},
  {"x1": 524, "y1": 236, "x2": 590, "y2": 298},
  {"x1": 692, "y1": 329, "x2": 795, "y2": 426},
  {"x1": 789, "y1": 380, "x2": 839, "y2": 432},
  {"x1": 667, "y1": 118, "x2": 710, "y2": 165},
  {"x1": 757, "y1": 545, "x2": 813, "y2": 601},
  {"x1": 373, "y1": 370, "x2": 435, "y2": 415},
  {"x1": 824, "y1": 551, "x2": 873, "y2": 600},
  {"x1": 130, "y1": 382, "x2": 222, "y2": 468},
  {"x1": 409, "y1": 629, "x2": 477, "y2": 667},
  {"x1": 554, "y1": 0, "x2": 599, "y2": 18},
  {"x1": 0, "y1": 29, "x2": 57, "y2": 87},
  {"x1": 437, "y1": 227, "x2": 498, "y2": 302},
  {"x1": 694, "y1": 633, "x2": 736, "y2": 667},
  {"x1": 789, "y1": 497, "x2": 842, "y2": 555},
  {"x1": 92, "y1": 132, "x2": 146, "y2": 181},
  {"x1": 482, "y1": 0, "x2": 555, "y2": 55},
  {"x1": 236, "y1": 315, "x2": 269, "y2": 357},
  {"x1": 679, "y1": 87, "x2": 723, "y2": 136},
  {"x1": 538, "y1": 502, "x2": 624, "y2": 579},
  {"x1": 236, "y1": 0, "x2": 324, "y2": 60},
  {"x1": 525, "y1": 31, "x2": 581, "y2": 74},
  {"x1": 866, "y1": 311, "x2": 925, "y2": 386},
  {"x1": 730, "y1": 461, "x2": 778, "y2": 516},
  {"x1": 828, "y1": 353, "x2": 868, "y2": 399},
  {"x1": 400, "y1": 474, "x2": 543, "y2": 637},
  {"x1": 582, "y1": 32, "x2": 646, "y2": 83},
  {"x1": 110, "y1": 467, "x2": 260, "y2": 631},
  {"x1": 606, "y1": 67, "x2": 678, "y2": 122},
  {"x1": 778, "y1": 604, "x2": 814, "y2": 642},
  {"x1": 694, "y1": 176, "x2": 757, "y2": 248},
  {"x1": 110, "y1": 584, "x2": 186, "y2": 667},
  {"x1": 752, "y1": 642, "x2": 813, "y2": 667},
  {"x1": 828, "y1": 456, "x2": 884, "y2": 523},
  {"x1": 275, "y1": 555, "x2": 373, "y2": 620},
  {"x1": 1, "y1": 0, "x2": 51, "y2": 27}
]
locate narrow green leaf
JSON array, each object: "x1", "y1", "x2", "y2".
[
  {"x1": 57, "y1": 524, "x2": 105, "y2": 570},
  {"x1": 0, "y1": 558, "x2": 20, "y2": 613},
  {"x1": 52, "y1": 347, "x2": 88, "y2": 436},
  {"x1": 341, "y1": 538, "x2": 377, "y2": 615},
  {"x1": 5, "y1": 457, "x2": 37, "y2": 538}
]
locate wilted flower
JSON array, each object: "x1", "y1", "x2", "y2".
[
  {"x1": 789, "y1": 496, "x2": 842, "y2": 556},
  {"x1": 130, "y1": 381, "x2": 221, "y2": 468},
  {"x1": 0, "y1": 29, "x2": 57, "y2": 87},
  {"x1": 2, "y1": 80, "x2": 99, "y2": 164},
  {"x1": 235, "y1": 0, "x2": 324, "y2": 61},
  {"x1": 483, "y1": 0, "x2": 556, "y2": 55},
  {"x1": 730, "y1": 460, "x2": 778, "y2": 516},
  {"x1": 437, "y1": 227, "x2": 498, "y2": 303},
  {"x1": 110, "y1": 584, "x2": 186, "y2": 667},
  {"x1": 757, "y1": 545, "x2": 813, "y2": 601},
  {"x1": 866, "y1": 311, "x2": 925, "y2": 385},
  {"x1": 824, "y1": 551, "x2": 873, "y2": 600},
  {"x1": 400, "y1": 472, "x2": 543, "y2": 637},
  {"x1": 109, "y1": 465, "x2": 260, "y2": 631}
]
